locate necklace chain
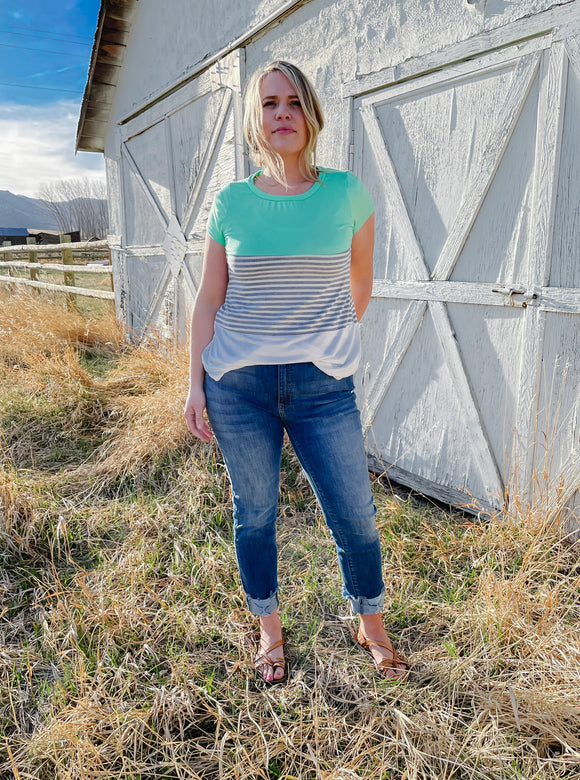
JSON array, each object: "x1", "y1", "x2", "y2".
[{"x1": 257, "y1": 173, "x2": 310, "y2": 189}]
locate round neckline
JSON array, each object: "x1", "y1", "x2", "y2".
[{"x1": 248, "y1": 170, "x2": 322, "y2": 201}]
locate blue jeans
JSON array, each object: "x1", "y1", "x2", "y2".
[{"x1": 204, "y1": 363, "x2": 385, "y2": 617}]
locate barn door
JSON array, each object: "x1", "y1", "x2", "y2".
[
  {"x1": 353, "y1": 21, "x2": 580, "y2": 515},
  {"x1": 115, "y1": 50, "x2": 245, "y2": 339}
]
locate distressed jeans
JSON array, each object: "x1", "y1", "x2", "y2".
[{"x1": 204, "y1": 362, "x2": 385, "y2": 617}]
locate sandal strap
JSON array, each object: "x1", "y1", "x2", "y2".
[
  {"x1": 261, "y1": 638, "x2": 285, "y2": 654},
  {"x1": 355, "y1": 629, "x2": 409, "y2": 672},
  {"x1": 361, "y1": 634, "x2": 393, "y2": 652},
  {"x1": 355, "y1": 629, "x2": 393, "y2": 653},
  {"x1": 255, "y1": 638, "x2": 286, "y2": 671},
  {"x1": 255, "y1": 653, "x2": 286, "y2": 672},
  {"x1": 376, "y1": 651, "x2": 408, "y2": 672}
]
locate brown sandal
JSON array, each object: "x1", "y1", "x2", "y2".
[
  {"x1": 354, "y1": 629, "x2": 409, "y2": 679},
  {"x1": 254, "y1": 638, "x2": 286, "y2": 683}
]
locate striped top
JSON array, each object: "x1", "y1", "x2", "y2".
[{"x1": 202, "y1": 168, "x2": 374, "y2": 380}]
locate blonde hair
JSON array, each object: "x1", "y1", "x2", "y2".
[{"x1": 243, "y1": 61, "x2": 324, "y2": 188}]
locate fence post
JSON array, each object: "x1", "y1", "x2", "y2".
[
  {"x1": 61, "y1": 234, "x2": 75, "y2": 308},
  {"x1": 27, "y1": 236, "x2": 38, "y2": 284},
  {"x1": 2, "y1": 241, "x2": 13, "y2": 276}
]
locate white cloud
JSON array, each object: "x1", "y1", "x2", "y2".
[{"x1": 0, "y1": 100, "x2": 105, "y2": 198}]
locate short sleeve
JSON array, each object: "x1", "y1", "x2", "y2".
[
  {"x1": 206, "y1": 188, "x2": 227, "y2": 245},
  {"x1": 346, "y1": 171, "x2": 374, "y2": 234}
]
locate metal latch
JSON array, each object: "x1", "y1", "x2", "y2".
[{"x1": 491, "y1": 285, "x2": 539, "y2": 308}]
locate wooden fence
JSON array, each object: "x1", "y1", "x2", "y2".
[{"x1": 0, "y1": 236, "x2": 114, "y2": 300}]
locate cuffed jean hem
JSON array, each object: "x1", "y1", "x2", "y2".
[
  {"x1": 246, "y1": 591, "x2": 280, "y2": 617},
  {"x1": 347, "y1": 588, "x2": 386, "y2": 615}
]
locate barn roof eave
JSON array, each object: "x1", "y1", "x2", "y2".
[{"x1": 76, "y1": 0, "x2": 137, "y2": 154}]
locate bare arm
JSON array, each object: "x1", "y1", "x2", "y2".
[
  {"x1": 350, "y1": 212, "x2": 375, "y2": 321},
  {"x1": 184, "y1": 234, "x2": 228, "y2": 441}
]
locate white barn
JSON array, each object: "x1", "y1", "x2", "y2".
[{"x1": 77, "y1": 0, "x2": 580, "y2": 523}]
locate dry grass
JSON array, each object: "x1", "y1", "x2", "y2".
[{"x1": 1, "y1": 288, "x2": 579, "y2": 779}]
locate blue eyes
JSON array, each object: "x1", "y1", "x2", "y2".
[{"x1": 262, "y1": 100, "x2": 301, "y2": 108}]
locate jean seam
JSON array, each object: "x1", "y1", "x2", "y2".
[
  {"x1": 233, "y1": 537, "x2": 279, "y2": 601},
  {"x1": 206, "y1": 368, "x2": 284, "y2": 607},
  {"x1": 285, "y1": 429, "x2": 361, "y2": 599}
]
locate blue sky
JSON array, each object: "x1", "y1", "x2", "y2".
[{"x1": 0, "y1": 0, "x2": 105, "y2": 197}]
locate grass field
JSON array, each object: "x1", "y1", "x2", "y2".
[{"x1": 1, "y1": 288, "x2": 579, "y2": 779}]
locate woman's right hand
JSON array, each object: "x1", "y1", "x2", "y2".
[
  {"x1": 184, "y1": 386, "x2": 213, "y2": 442},
  {"x1": 185, "y1": 235, "x2": 227, "y2": 443}
]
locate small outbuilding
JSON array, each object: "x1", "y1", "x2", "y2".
[
  {"x1": 0, "y1": 229, "x2": 80, "y2": 245},
  {"x1": 77, "y1": 0, "x2": 579, "y2": 524},
  {"x1": 0, "y1": 228, "x2": 29, "y2": 245}
]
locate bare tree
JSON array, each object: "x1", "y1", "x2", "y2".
[{"x1": 38, "y1": 177, "x2": 108, "y2": 239}]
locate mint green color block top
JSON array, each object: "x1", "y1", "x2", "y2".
[{"x1": 202, "y1": 168, "x2": 374, "y2": 380}]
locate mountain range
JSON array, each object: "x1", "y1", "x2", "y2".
[{"x1": 0, "y1": 190, "x2": 59, "y2": 230}]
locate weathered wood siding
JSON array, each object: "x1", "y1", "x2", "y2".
[
  {"x1": 350, "y1": 26, "x2": 580, "y2": 515},
  {"x1": 101, "y1": 0, "x2": 579, "y2": 519},
  {"x1": 106, "y1": 52, "x2": 244, "y2": 337}
]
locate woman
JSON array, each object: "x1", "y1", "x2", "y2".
[{"x1": 184, "y1": 61, "x2": 408, "y2": 683}]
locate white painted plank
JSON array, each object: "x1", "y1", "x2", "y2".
[
  {"x1": 172, "y1": 272, "x2": 179, "y2": 336},
  {"x1": 351, "y1": 95, "x2": 363, "y2": 180},
  {"x1": 224, "y1": 48, "x2": 247, "y2": 181},
  {"x1": 356, "y1": 35, "x2": 548, "y2": 104},
  {"x1": 366, "y1": 454, "x2": 501, "y2": 515},
  {"x1": 122, "y1": 144, "x2": 169, "y2": 231},
  {"x1": 429, "y1": 300, "x2": 504, "y2": 500},
  {"x1": 514, "y1": 306, "x2": 547, "y2": 507},
  {"x1": 0, "y1": 261, "x2": 112, "y2": 274},
  {"x1": 182, "y1": 90, "x2": 233, "y2": 235},
  {"x1": 432, "y1": 53, "x2": 541, "y2": 282},
  {"x1": 561, "y1": 447, "x2": 580, "y2": 507},
  {"x1": 528, "y1": 42, "x2": 568, "y2": 288},
  {"x1": 122, "y1": 244, "x2": 165, "y2": 256},
  {"x1": 540, "y1": 287, "x2": 580, "y2": 313},
  {"x1": 181, "y1": 259, "x2": 199, "y2": 302},
  {"x1": 547, "y1": 34, "x2": 580, "y2": 289},
  {"x1": 0, "y1": 240, "x2": 109, "y2": 254},
  {"x1": 110, "y1": 248, "x2": 127, "y2": 323},
  {"x1": 554, "y1": 9, "x2": 580, "y2": 45},
  {"x1": 0, "y1": 276, "x2": 115, "y2": 299},
  {"x1": 515, "y1": 43, "x2": 569, "y2": 508},
  {"x1": 186, "y1": 241, "x2": 206, "y2": 255},
  {"x1": 118, "y1": 127, "x2": 128, "y2": 257},
  {"x1": 121, "y1": 72, "x2": 213, "y2": 142},
  {"x1": 360, "y1": 104, "x2": 429, "y2": 281},
  {"x1": 105, "y1": 145, "x2": 123, "y2": 241},
  {"x1": 372, "y1": 279, "x2": 539, "y2": 307},
  {"x1": 140, "y1": 264, "x2": 173, "y2": 334},
  {"x1": 541, "y1": 320, "x2": 579, "y2": 423},
  {"x1": 533, "y1": 312, "x2": 579, "y2": 529},
  {"x1": 121, "y1": 242, "x2": 205, "y2": 257},
  {"x1": 362, "y1": 300, "x2": 427, "y2": 430},
  {"x1": 165, "y1": 117, "x2": 177, "y2": 219},
  {"x1": 564, "y1": 32, "x2": 580, "y2": 78},
  {"x1": 344, "y1": 2, "x2": 580, "y2": 98}
]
